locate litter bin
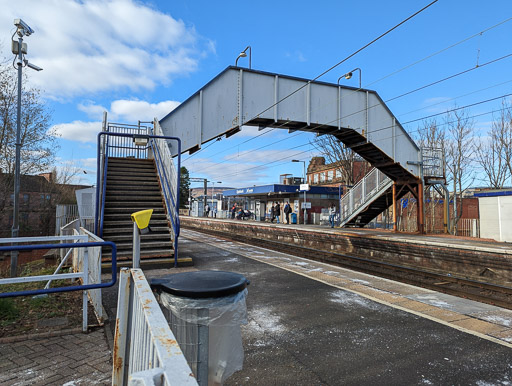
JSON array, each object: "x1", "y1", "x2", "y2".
[
  {"x1": 291, "y1": 213, "x2": 297, "y2": 224},
  {"x1": 151, "y1": 271, "x2": 249, "y2": 386}
]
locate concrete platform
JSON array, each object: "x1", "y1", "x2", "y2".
[
  {"x1": 100, "y1": 227, "x2": 512, "y2": 385},
  {"x1": 181, "y1": 216, "x2": 512, "y2": 287},
  {"x1": 183, "y1": 228, "x2": 511, "y2": 385}
]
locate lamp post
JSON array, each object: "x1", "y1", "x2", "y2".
[
  {"x1": 338, "y1": 67, "x2": 362, "y2": 89},
  {"x1": 211, "y1": 181, "x2": 222, "y2": 217},
  {"x1": 292, "y1": 159, "x2": 307, "y2": 225},
  {"x1": 10, "y1": 19, "x2": 42, "y2": 277},
  {"x1": 235, "y1": 46, "x2": 252, "y2": 69}
]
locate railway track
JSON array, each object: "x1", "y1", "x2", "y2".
[{"x1": 184, "y1": 226, "x2": 512, "y2": 310}]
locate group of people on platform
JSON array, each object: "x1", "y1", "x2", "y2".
[
  {"x1": 203, "y1": 204, "x2": 217, "y2": 218},
  {"x1": 231, "y1": 204, "x2": 252, "y2": 220},
  {"x1": 226, "y1": 201, "x2": 338, "y2": 228},
  {"x1": 269, "y1": 201, "x2": 293, "y2": 224}
]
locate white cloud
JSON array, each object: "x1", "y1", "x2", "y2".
[
  {"x1": 184, "y1": 157, "x2": 269, "y2": 188},
  {"x1": 110, "y1": 99, "x2": 180, "y2": 121},
  {"x1": 78, "y1": 101, "x2": 106, "y2": 119},
  {"x1": 229, "y1": 149, "x2": 303, "y2": 163},
  {"x1": 78, "y1": 99, "x2": 179, "y2": 121},
  {"x1": 1, "y1": 0, "x2": 210, "y2": 97},
  {"x1": 51, "y1": 120, "x2": 102, "y2": 143}
]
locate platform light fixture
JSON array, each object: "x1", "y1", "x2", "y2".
[
  {"x1": 292, "y1": 159, "x2": 307, "y2": 225},
  {"x1": 235, "y1": 45, "x2": 252, "y2": 69},
  {"x1": 338, "y1": 67, "x2": 362, "y2": 89},
  {"x1": 10, "y1": 18, "x2": 42, "y2": 277}
]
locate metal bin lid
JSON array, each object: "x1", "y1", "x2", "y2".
[{"x1": 150, "y1": 270, "x2": 249, "y2": 299}]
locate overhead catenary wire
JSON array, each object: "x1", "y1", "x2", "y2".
[
  {"x1": 190, "y1": 55, "x2": 512, "y2": 175},
  {"x1": 206, "y1": 94, "x2": 512, "y2": 181},
  {"x1": 184, "y1": 18, "x2": 512, "y2": 166},
  {"x1": 183, "y1": 1, "x2": 440, "y2": 163}
]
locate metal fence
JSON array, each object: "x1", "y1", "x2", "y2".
[
  {"x1": 0, "y1": 234, "x2": 116, "y2": 331},
  {"x1": 457, "y1": 218, "x2": 480, "y2": 238},
  {"x1": 56, "y1": 204, "x2": 80, "y2": 235},
  {"x1": 113, "y1": 268, "x2": 197, "y2": 385},
  {"x1": 107, "y1": 124, "x2": 149, "y2": 159}
]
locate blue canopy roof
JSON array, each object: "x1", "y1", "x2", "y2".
[{"x1": 222, "y1": 184, "x2": 340, "y2": 197}]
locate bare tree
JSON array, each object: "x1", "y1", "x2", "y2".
[
  {"x1": 416, "y1": 118, "x2": 446, "y2": 150},
  {"x1": 311, "y1": 134, "x2": 369, "y2": 185},
  {"x1": 0, "y1": 51, "x2": 58, "y2": 210},
  {"x1": 444, "y1": 107, "x2": 475, "y2": 229},
  {"x1": 474, "y1": 101, "x2": 511, "y2": 188},
  {"x1": 414, "y1": 119, "x2": 446, "y2": 233}
]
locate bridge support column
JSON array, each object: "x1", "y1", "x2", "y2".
[
  {"x1": 417, "y1": 182, "x2": 425, "y2": 234},
  {"x1": 392, "y1": 183, "x2": 397, "y2": 232}
]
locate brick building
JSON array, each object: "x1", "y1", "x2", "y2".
[
  {"x1": 0, "y1": 172, "x2": 90, "y2": 238},
  {"x1": 306, "y1": 156, "x2": 369, "y2": 187}
]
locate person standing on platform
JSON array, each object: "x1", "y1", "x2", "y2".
[
  {"x1": 270, "y1": 203, "x2": 275, "y2": 223},
  {"x1": 275, "y1": 202, "x2": 281, "y2": 224},
  {"x1": 231, "y1": 204, "x2": 236, "y2": 219},
  {"x1": 284, "y1": 202, "x2": 292, "y2": 224},
  {"x1": 205, "y1": 203, "x2": 210, "y2": 217},
  {"x1": 329, "y1": 203, "x2": 337, "y2": 228}
]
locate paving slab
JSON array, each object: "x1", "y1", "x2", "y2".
[{"x1": 0, "y1": 330, "x2": 111, "y2": 385}]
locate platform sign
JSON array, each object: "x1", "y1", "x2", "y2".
[
  {"x1": 299, "y1": 184, "x2": 310, "y2": 191},
  {"x1": 301, "y1": 202, "x2": 312, "y2": 209}
]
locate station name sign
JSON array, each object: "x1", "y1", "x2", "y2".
[
  {"x1": 236, "y1": 188, "x2": 254, "y2": 194},
  {"x1": 299, "y1": 184, "x2": 310, "y2": 191}
]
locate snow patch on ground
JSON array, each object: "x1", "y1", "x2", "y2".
[
  {"x1": 351, "y1": 279, "x2": 370, "y2": 285},
  {"x1": 329, "y1": 290, "x2": 383, "y2": 310},
  {"x1": 479, "y1": 315, "x2": 512, "y2": 327},
  {"x1": 243, "y1": 306, "x2": 286, "y2": 346},
  {"x1": 222, "y1": 257, "x2": 240, "y2": 263}
]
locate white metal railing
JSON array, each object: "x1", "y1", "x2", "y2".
[
  {"x1": 113, "y1": 268, "x2": 197, "y2": 386},
  {"x1": 152, "y1": 121, "x2": 179, "y2": 240},
  {"x1": 0, "y1": 234, "x2": 93, "y2": 332},
  {"x1": 457, "y1": 218, "x2": 480, "y2": 238},
  {"x1": 73, "y1": 228, "x2": 106, "y2": 324},
  {"x1": 339, "y1": 168, "x2": 392, "y2": 226},
  {"x1": 56, "y1": 204, "x2": 80, "y2": 235}
]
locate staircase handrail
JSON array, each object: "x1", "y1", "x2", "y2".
[
  {"x1": 149, "y1": 124, "x2": 179, "y2": 238},
  {"x1": 94, "y1": 126, "x2": 182, "y2": 266},
  {"x1": 339, "y1": 168, "x2": 392, "y2": 225},
  {"x1": 95, "y1": 126, "x2": 109, "y2": 236}
]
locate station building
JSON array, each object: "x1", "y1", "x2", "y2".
[{"x1": 222, "y1": 183, "x2": 341, "y2": 223}]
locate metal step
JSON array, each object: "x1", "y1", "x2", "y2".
[
  {"x1": 103, "y1": 207, "x2": 166, "y2": 214},
  {"x1": 106, "y1": 175, "x2": 160, "y2": 182},
  {"x1": 104, "y1": 194, "x2": 163, "y2": 201},
  {"x1": 102, "y1": 226, "x2": 172, "y2": 234},
  {"x1": 103, "y1": 219, "x2": 169, "y2": 227},
  {"x1": 103, "y1": 201, "x2": 165, "y2": 208}
]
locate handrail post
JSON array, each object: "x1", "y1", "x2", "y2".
[{"x1": 133, "y1": 222, "x2": 140, "y2": 269}]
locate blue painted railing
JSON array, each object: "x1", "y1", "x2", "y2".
[
  {"x1": 0, "y1": 241, "x2": 117, "y2": 298},
  {"x1": 94, "y1": 127, "x2": 182, "y2": 266},
  {"x1": 149, "y1": 126, "x2": 179, "y2": 236}
]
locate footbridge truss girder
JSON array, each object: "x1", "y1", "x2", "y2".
[{"x1": 160, "y1": 66, "x2": 421, "y2": 182}]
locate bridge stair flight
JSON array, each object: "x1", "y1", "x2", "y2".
[
  {"x1": 97, "y1": 121, "x2": 182, "y2": 266},
  {"x1": 101, "y1": 157, "x2": 174, "y2": 262}
]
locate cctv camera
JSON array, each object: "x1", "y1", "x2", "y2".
[
  {"x1": 23, "y1": 59, "x2": 43, "y2": 71},
  {"x1": 14, "y1": 18, "x2": 35, "y2": 37}
]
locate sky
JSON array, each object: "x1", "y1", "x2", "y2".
[{"x1": 1, "y1": 0, "x2": 512, "y2": 191}]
